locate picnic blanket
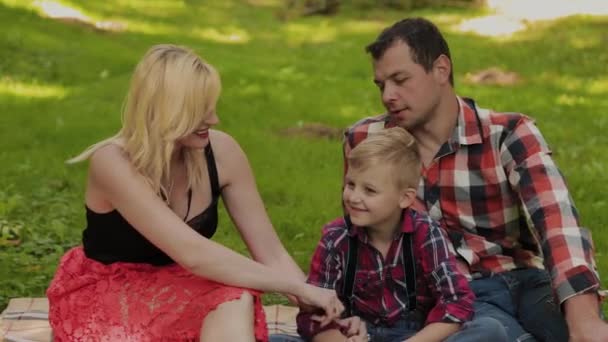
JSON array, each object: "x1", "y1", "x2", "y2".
[{"x1": 0, "y1": 298, "x2": 299, "y2": 342}]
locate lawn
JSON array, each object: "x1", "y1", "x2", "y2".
[{"x1": 1, "y1": 0, "x2": 607, "y2": 312}]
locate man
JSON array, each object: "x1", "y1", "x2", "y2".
[{"x1": 343, "y1": 17, "x2": 606, "y2": 342}]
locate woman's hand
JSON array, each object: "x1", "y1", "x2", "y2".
[{"x1": 296, "y1": 284, "x2": 344, "y2": 327}]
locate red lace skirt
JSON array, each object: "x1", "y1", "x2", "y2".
[{"x1": 47, "y1": 247, "x2": 268, "y2": 341}]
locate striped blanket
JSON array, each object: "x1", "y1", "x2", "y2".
[{"x1": 0, "y1": 298, "x2": 299, "y2": 341}]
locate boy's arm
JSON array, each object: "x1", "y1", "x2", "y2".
[
  {"x1": 415, "y1": 217, "x2": 474, "y2": 332},
  {"x1": 297, "y1": 224, "x2": 347, "y2": 340}
]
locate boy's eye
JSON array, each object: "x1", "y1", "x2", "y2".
[
  {"x1": 365, "y1": 187, "x2": 376, "y2": 194},
  {"x1": 345, "y1": 181, "x2": 355, "y2": 189}
]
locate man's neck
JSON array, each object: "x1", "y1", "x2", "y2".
[{"x1": 411, "y1": 91, "x2": 459, "y2": 166}]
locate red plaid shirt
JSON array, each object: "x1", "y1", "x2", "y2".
[
  {"x1": 343, "y1": 96, "x2": 600, "y2": 304},
  {"x1": 296, "y1": 208, "x2": 474, "y2": 339}
]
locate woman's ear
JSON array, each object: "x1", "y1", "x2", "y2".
[{"x1": 399, "y1": 188, "x2": 417, "y2": 209}]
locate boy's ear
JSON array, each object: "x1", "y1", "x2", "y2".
[{"x1": 399, "y1": 188, "x2": 417, "y2": 209}]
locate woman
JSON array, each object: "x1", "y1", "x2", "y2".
[{"x1": 47, "y1": 44, "x2": 343, "y2": 341}]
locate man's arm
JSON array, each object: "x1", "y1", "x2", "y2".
[
  {"x1": 501, "y1": 116, "x2": 605, "y2": 340},
  {"x1": 410, "y1": 216, "x2": 474, "y2": 341}
]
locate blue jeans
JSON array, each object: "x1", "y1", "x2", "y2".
[
  {"x1": 470, "y1": 268, "x2": 569, "y2": 342},
  {"x1": 269, "y1": 315, "x2": 506, "y2": 342}
]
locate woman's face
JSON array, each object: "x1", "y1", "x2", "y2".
[{"x1": 176, "y1": 109, "x2": 219, "y2": 149}]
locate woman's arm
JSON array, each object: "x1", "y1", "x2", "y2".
[
  {"x1": 212, "y1": 130, "x2": 305, "y2": 281},
  {"x1": 87, "y1": 144, "x2": 337, "y2": 317}
]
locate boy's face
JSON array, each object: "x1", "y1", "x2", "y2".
[{"x1": 343, "y1": 163, "x2": 414, "y2": 232}]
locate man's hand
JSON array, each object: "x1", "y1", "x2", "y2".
[{"x1": 565, "y1": 293, "x2": 608, "y2": 342}]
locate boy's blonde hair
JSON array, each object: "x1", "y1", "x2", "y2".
[
  {"x1": 347, "y1": 127, "x2": 421, "y2": 188},
  {"x1": 68, "y1": 44, "x2": 221, "y2": 203}
]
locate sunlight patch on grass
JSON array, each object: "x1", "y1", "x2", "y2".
[
  {"x1": 589, "y1": 79, "x2": 608, "y2": 95},
  {"x1": 556, "y1": 94, "x2": 588, "y2": 106},
  {"x1": 456, "y1": 15, "x2": 526, "y2": 37},
  {"x1": 340, "y1": 20, "x2": 384, "y2": 34},
  {"x1": 285, "y1": 21, "x2": 336, "y2": 44},
  {"x1": 570, "y1": 34, "x2": 602, "y2": 49},
  {"x1": 0, "y1": 78, "x2": 68, "y2": 99},
  {"x1": 193, "y1": 26, "x2": 251, "y2": 44},
  {"x1": 539, "y1": 74, "x2": 584, "y2": 92},
  {"x1": 456, "y1": 0, "x2": 608, "y2": 38},
  {"x1": 115, "y1": 18, "x2": 179, "y2": 36},
  {"x1": 339, "y1": 105, "x2": 363, "y2": 118},
  {"x1": 486, "y1": 0, "x2": 608, "y2": 21},
  {"x1": 33, "y1": 0, "x2": 88, "y2": 21}
]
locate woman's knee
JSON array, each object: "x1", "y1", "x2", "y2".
[
  {"x1": 216, "y1": 290, "x2": 254, "y2": 310},
  {"x1": 201, "y1": 291, "x2": 256, "y2": 340}
]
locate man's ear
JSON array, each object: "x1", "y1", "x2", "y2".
[
  {"x1": 433, "y1": 54, "x2": 452, "y2": 85},
  {"x1": 399, "y1": 188, "x2": 417, "y2": 209}
]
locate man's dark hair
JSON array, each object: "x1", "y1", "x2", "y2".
[{"x1": 366, "y1": 17, "x2": 454, "y2": 85}]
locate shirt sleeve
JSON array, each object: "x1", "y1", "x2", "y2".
[
  {"x1": 417, "y1": 217, "x2": 475, "y2": 324},
  {"x1": 500, "y1": 116, "x2": 600, "y2": 303},
  {"x1": 296, "y1": 226, "x2": 345, "y2": 339}
]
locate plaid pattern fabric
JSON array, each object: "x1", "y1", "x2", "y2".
[
  {"x1": 1, "y1": 298, "x2": 52, "y2": 342},
  {"x1": 343, "y1": 96, "x2": 600, "y2": 303},
  {"x1": 0, "y1": 298, "x2": 300, "y2": 341},
  {"x1": 297, "y1": 209, "x2": 474, "y2": 339}
]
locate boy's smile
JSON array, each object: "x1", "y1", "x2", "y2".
[{"x1": 343, "y1": 164, "x2": 412, "y2": 235}]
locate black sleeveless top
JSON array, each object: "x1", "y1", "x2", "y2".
[{"x1": 82, "y1": 144, "x2": 221, "y2": 266}]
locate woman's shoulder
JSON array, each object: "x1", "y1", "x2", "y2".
[
  {"x1": 89, "y1": 143, "x2": 129, "y2": 168},
  {"x1": 208, "y1": 129, "x2": 249, "y2": 167},
  {"x1": 208, "y1": 129, "x2": 240, "y2": 153}
]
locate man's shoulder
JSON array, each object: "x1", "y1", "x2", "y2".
[
  {"x1": 344, "y1": 113, "x2": 389, "y2": 143},
  {"x1": 468, "y1": 98, "x2": 534, "y2": 133}
]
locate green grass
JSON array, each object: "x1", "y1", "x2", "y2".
[{"x1": 1, "y1": 0, "x2": 607, "y2": 312}]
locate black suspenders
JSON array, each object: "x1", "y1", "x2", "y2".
[{"x1": 341, "y1": 216, "x2": 417, "y2": 317}]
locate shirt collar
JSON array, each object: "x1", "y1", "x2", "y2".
[
  {"x1": 452, "y1": 96, "x2": 483, "y2": 146},
  {"x1": 347, "y1": 208, "x2": 415, "y2": 242},
  {"x1": 434, "y1": 96, "x2": 484, "y2": 159}
]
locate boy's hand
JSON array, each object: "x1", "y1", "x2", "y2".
[{"x1": 337, "y1": 316, "x2": 369, "y2": 341}]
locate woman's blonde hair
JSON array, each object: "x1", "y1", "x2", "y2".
[
  {"x1": 69, "y1": 44, "x2": 222, "y2": 202},
  {"x1": 347, "y1": 127, "x2": 421, "y2": 188}
]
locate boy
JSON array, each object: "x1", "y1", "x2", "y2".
[{"x1": 295, "y1": 128, "x2": 507, "y2": 342}]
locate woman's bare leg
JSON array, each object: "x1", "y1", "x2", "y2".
[{"x1": 200, "y1": 291, "x2": 256, "y2": 342}]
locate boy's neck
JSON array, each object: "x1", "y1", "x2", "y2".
[{"x1": 367, "y1": 208, "x2": 404, "y2": 244}]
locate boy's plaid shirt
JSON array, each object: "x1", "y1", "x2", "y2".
[
  {"x1": 296, "y1": 209, "x2": 474, "y2": 339},
  {"x1": 343, "y1": 96, "x2": 600, "y2": 304}
]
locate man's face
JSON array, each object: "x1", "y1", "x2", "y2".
[{"x1": 372, "y1": 40, "x2": 442, "y2": 130}]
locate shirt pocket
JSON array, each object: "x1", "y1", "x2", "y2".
[{"x1": 353, "y1": 269, "x2": 383, "y2": 302}]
